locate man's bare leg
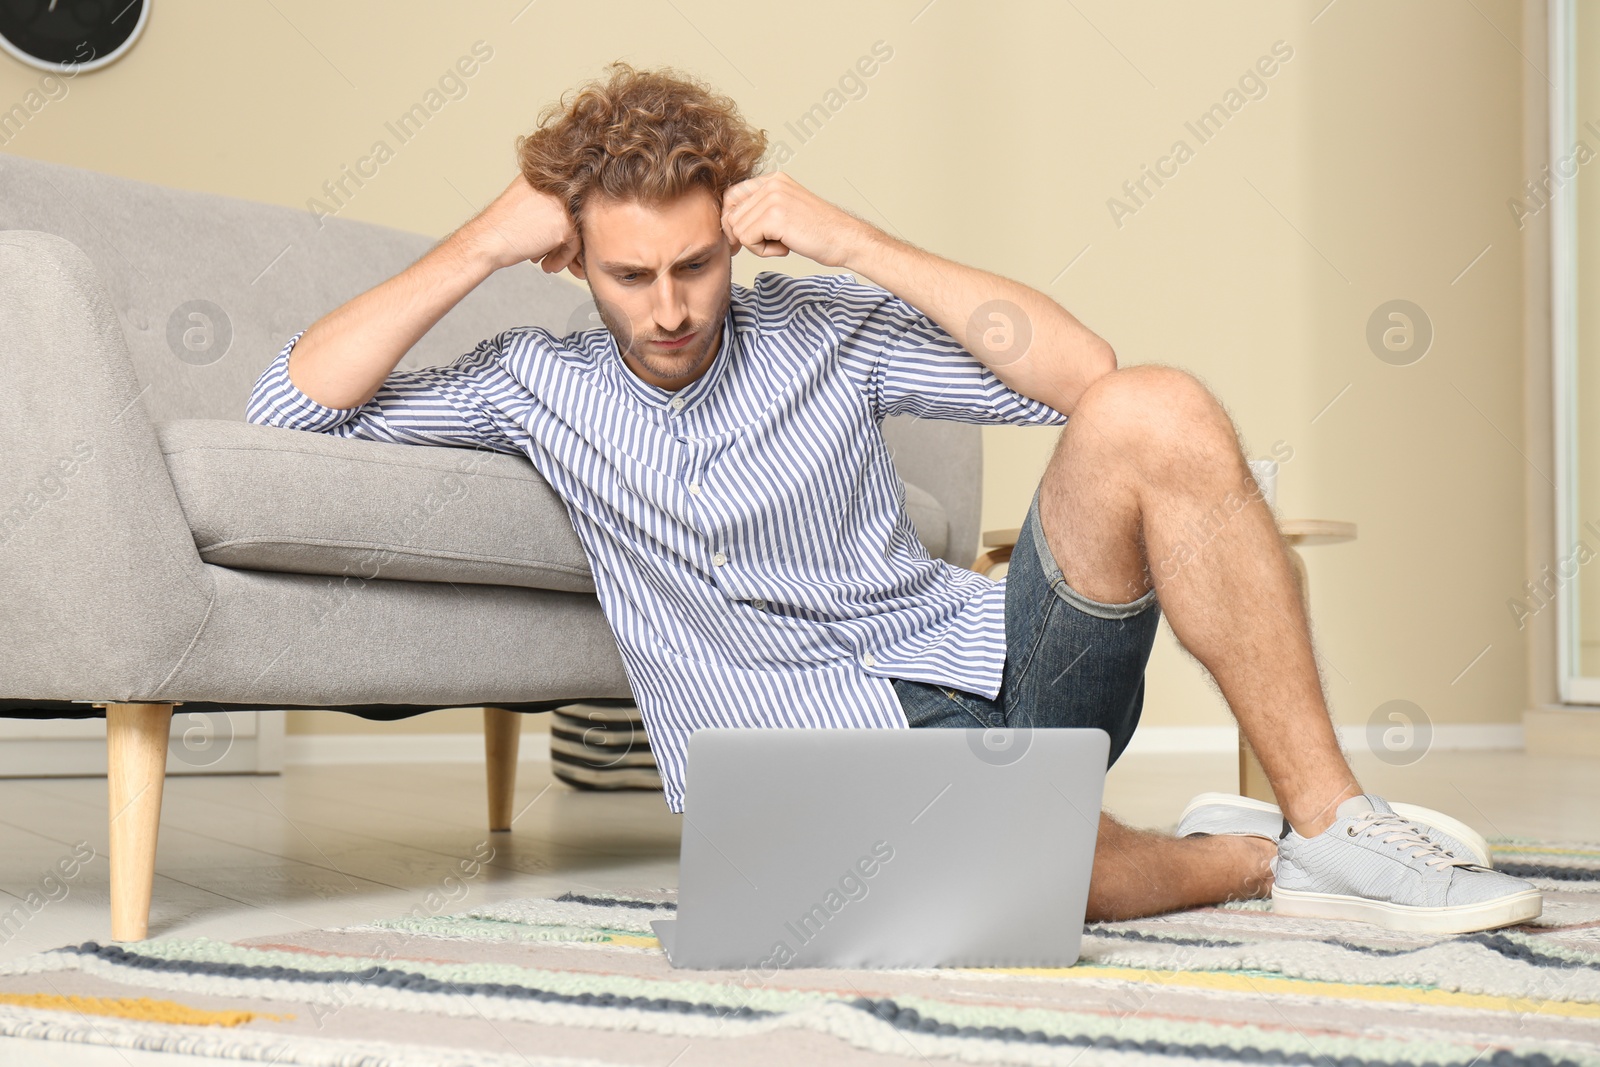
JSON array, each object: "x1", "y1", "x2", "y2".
[
  {"x1": 1086, "y1": 814, "x2": 1274, "y2": 921},
  {"x1": 1034, "y1": 365, "x2": 1364, "y2": 914}
]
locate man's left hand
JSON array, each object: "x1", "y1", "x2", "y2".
[{"x1": 721, "y1": 172, "x2": 877, "y2": 268}]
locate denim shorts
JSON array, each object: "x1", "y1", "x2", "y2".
[{"x1": 892, "y1": 487, "x2": 1160, "y2": 766}]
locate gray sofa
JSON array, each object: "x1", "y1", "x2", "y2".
[{"x1": 0, "y1": 153, "x2": 983, "y2": 941}]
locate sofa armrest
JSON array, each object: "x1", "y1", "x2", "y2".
[{"x1": 0, "y1": 230, "x2": 213, "y2": 702}]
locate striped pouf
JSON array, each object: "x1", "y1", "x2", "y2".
[{"x1": 549, "y1": 702, "x2": 663, "y2": 791}]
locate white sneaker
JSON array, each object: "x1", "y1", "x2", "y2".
[
  {"x1": 1272, "y1": 794, "x2": 1541, "y2": 934},
  {"x1": 1176, "y1": 791, "x2": 1493, "y2": 868}
]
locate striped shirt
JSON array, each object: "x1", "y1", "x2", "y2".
[{"x1": 247, "y1": 271, "x2": 1067, "y2": 811}]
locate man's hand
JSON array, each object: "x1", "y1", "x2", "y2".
[
  {"x1": 720, "y1": 172, "x2": 878, "y2": 268},
  {"x1": 462, "y1": 175, "x2": 580, "y2": 274},
  {"x1": 722, "y1": 172, "x2": 1115, "y2": 417},
  {"x1": 287, "y1": 174, "x2": 581, "y2": 410}
]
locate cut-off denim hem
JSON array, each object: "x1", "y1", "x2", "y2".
[{"x1": 893, "y1": 486, "x2": 1160, "y2": 767}]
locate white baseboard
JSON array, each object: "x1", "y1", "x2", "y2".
[
  {"x1": 1524, "y1": 706, "x2": 1600, "y2": 757},
  {"x1": 0, "y1": 711, "x2": 284, "y2": 776},
  {"x1": 1123, "y1": 723, "x2": 1524, "y2": 756},
  {"x1": 284, "y1": 723, "x2": 1524, "y2": 766},
  {"x1": 285, "y1": 733, "x2": 550, "y2": 766}
]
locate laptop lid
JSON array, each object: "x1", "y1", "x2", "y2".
[{"x1": 653, "y1": 727, "x2": 1108, "y2": 970}]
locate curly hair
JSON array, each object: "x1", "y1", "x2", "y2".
[{"x1": 516, "y1": 62, "x2": 769, "y2": 228}]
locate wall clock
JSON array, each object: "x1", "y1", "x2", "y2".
[{"x1": 0, "y1": 0, "x2": 148, "y2": 74}]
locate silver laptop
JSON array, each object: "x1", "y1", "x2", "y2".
[{"x1": 652, "y1": 726, "x2": 1109, "y2": 970}]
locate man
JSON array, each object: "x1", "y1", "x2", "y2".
[{"x1": 249, "y1": 63, "x2": 1539, "y2": 931}]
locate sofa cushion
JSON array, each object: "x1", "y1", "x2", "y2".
[
  {"x1": 160, "y1": 420, "x2": 952, "y2": 590},
  {"x1": 159, "y1": 420, "x2": 598, "y2": 593}
]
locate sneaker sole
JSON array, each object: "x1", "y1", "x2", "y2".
[
  {"x1": 1271, "y1": 885, "x2": 1542, "y2": 934},
  {"x1": 1178, "y1": 792, "x2": 1493, "y2": 868},
  {"x1": 1178, "y1": 792, "x2": 1278, "y2": 828}
]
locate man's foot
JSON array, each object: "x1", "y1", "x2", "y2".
[
  {"x1": 1271, "y1": 794, "x2": 1542, "y2": 934},
  {"x1": 1176, "y1": 791, "x2": 1493, "y2": 868}
]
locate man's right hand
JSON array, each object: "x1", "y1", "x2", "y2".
[
  {"x1": 462, "y1": 176, "x2": 581, "y2": 275},
  {"x1": 287, "y1": 174, "x2": 581, "y2": 411}
]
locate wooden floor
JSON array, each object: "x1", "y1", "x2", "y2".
[{"x1": 0, "y1": 743, "x2": 1596, "y2": 1064}]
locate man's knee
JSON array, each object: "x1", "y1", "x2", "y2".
[
  {"x1": 1069, "y1": 364, "x2": 1243, "y2": 477},
  {"x1": 1075, "y1": 364, "x2": 1228, "y2": 438}
]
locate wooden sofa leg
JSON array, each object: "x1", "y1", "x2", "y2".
[
  {"x1": 104, "y1": 702, "x2": 173, "y2": 942},
  {"x1": 484, "y1": 707, "x2": 522, "y2": 832}
]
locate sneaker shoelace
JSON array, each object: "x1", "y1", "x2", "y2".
[{"x1": 1347, "y1": 810, "x2": 1462, "y2": 869}]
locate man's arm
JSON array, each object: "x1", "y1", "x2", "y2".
[
  {"x1": 287, "y1": 176, "x2": 580, "y2": 411},
  {"x1": 720, "y1": 172, "x2": 1114, "y2": 416}
]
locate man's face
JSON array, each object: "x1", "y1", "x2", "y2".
[{"x1": 569, "y1": 186, "x2": 736, "y2": 390}]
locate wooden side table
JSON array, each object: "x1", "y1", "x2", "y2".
[{"x1": 972, "y1": 518, "x2": 1357, "y2": 803}]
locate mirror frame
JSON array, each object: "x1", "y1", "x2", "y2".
[{"x1": 1550, "y1": 0, "x2": 1600, "y2": 702}]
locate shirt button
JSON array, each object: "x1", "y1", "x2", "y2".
[
  {"x1": 752, "y1": 599, "x2": 767, "y2": 610},
  {"x1": 688, "y1": 482, "x2": 701, "y2": 496},
  {"x1": 712, "y1": 551, "x2": 727, "y2": 567},
  {"x1": 860, "y1": 652, "x2": 876, "y2": 668},
  {"x1": 670, "y1": 397, "x2": 686, "y2": 412}
]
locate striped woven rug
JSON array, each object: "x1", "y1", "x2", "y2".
[{"x1": 0, "y1": 839, "x2": 1597, "y2": 1066}]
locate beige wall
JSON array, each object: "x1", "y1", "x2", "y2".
[{"x1": 0, "y1": 1, "x2": 1533, "y2": 739}]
